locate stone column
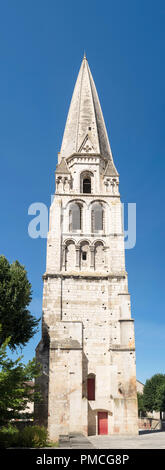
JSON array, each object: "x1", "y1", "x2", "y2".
[
  {"x1": 62, "y1": 177, "x2": 65, "y2": 193},
  {"x1": 111, "y1": 182, "x2": 115, "y2": 195},
  {"x1": 75, "y1": 246, "x2": 80, "y2": 269},
  {"x1": 55, "y1": 178, "x2": 60, "y2": 193},
  {"x1": 58, "y1": 177, "x2": 63, "y2": 193},
  {"x1": 90, "y1": 246, "x2": 95, "y2": 270},
  {"x1": 64, "y1": 177, "x2": 69, "y2": 192},
  {"x1": 62, "y1": 244, "x2": 66, "y2": 270},
  {"x1": 104, "y1": 180, "x2": 108, "y2": 193}
]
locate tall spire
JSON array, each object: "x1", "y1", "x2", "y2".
[{"x1": 60, "y1": 56, "x2": 113, "y2": 160}]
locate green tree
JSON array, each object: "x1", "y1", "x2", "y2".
[
  {"x1": 0, "y1": 255, "x2": 40, "y2": 349},
  {"x1": 143, "y1": 374, "x2": 165, "y2": 419},
  {"x1": 0, "y1": 333, "x2": 41, "y2": 425},
  {"x1": 137, "y1": 392, "x2": 147, "y2": 417},
  {"x1": 155, "y1": 383, "x2": 165, "y2": 417}
]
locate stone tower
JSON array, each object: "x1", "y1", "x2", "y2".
[{"x1": 35, "y1": 55, "x2": 138, "y2": 440}]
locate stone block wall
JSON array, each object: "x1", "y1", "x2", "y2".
[{"x1": 35, "y1": 271, "x2": 138, "y2": 439}]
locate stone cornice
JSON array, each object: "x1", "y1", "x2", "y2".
[
  {"x1": 54, "y1": 193, "x2": 120, "y2": 198},
  {"x1": 109, "y1": 346, "x2": 135, "y2": 351},
  {"x1": 65, "y1": 152, "x2": 108, "y2": 162},
  {"x1": 43, "y1": 271, "x2": 127, "y2": 281}
]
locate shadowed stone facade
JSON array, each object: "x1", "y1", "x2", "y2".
[{"x1": 35, "y1": 55, "x2": 138, "y2": 440}]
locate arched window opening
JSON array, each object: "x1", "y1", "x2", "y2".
[
  {"x1": 69, "y1": 203, "x2": 82, "y2": 231},
  {"x1": 87, "y1": 375, "x2": 95, "y2": 401},
  {"x1": 91, "y1": 203, "x2": 103, "y2": 232},
  {"x1": 83, "y1": 178, "x2": 91, "y2": 194}
]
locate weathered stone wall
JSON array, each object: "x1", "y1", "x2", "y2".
[
  {"x1": 48, "y1": 347, "x2": 83, "y2": 439},
  {"x1": 36, "y1": 271, "x2": 138, "y2": 439}
]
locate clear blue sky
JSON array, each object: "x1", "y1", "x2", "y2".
[{"x1": 0, "y1": 0, "x2": 165, "y2": 384}]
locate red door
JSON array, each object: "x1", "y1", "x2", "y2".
[{"x1": 98, "y1": 412, "x2": 108, "y2": 435}]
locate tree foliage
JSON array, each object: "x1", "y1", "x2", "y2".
[
  {"x1": 143, "y1": 374, "x2": 165, "y2": 415},
  {"x1": 0, "y1": 255, "x2": 39, "y2": 349},
  {"x1": 0, "y1": 332, "x2": 41, "y2": 425},
  {"x1": 154, "y1": 383, "x2": 165, "y2": 412},
  {"x1": 137, "y1": 392, "x2": 147, "y2": 417}
]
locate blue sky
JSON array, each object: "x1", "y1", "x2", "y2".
[{"x1": 0, "y1": 0, "x2": 165, "y2": 384}]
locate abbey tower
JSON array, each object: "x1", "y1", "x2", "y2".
[{"x1": 35, "y1": 55, "x2": 138, "y2": 440}]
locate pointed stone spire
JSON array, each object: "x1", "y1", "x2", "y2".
[{"x1": 60, "y1": 56, "x2": 113, "y2": 160}]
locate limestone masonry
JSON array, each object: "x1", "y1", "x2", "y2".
[{"x1": 35, "y1": 55, "x2": 138, "y2": 439}]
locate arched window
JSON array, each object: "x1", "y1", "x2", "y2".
[
  {"x1": 69, "y1": 203, "x2": 82, "y2": 231},
  {"x1": 87, "y1": 374, "x2": 95, "y2": 401},
  {"x1": 83, "y1": 177, "x2": 91, "y2": 194},
  {"x1": 80, "y1": 171, "x2": 93, "y2": 194},
  {"x1": 91, "y1": 203, "x2": 103, "y2": 232}
]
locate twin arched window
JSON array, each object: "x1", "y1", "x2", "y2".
[{"x1": 69, "y1": 202, "x2": 104, "y2": 232}]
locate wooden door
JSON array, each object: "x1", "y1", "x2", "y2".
[{"x1": 98, "y1": 412, "x2": 108, "y2": 435}]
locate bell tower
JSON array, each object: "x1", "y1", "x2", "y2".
[{"x1": 35, "y1": 55, "x2": 138, "y2": 440}]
